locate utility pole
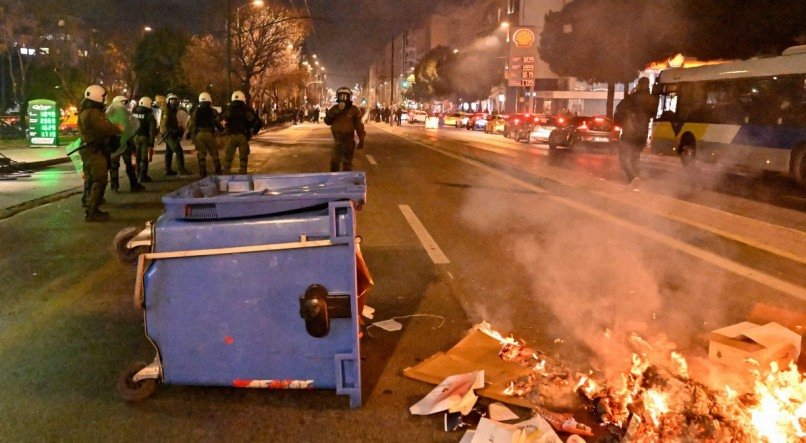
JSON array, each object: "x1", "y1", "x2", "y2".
[
  {"x1": 390, "y1": 39, "x2": 395, "y2": 106},
  {"x1": 226, "y1": 0, "x2": 232, "y2": 95}
]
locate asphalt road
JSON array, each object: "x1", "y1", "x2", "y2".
[{"x1": 0, "y1": 122, "x2": 804, "y2": 441}]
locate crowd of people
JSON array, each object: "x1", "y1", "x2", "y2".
[
  {"x1": 75, "y1": 85, "x2": 262, "y2": 222},
  {"x1": 367, "y1": 105, "x2": 404, "y2": 126}
]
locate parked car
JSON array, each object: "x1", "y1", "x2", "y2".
[
  {"x1": 466, "y1": 112, "x2": 489, "y2": 130},
  {"x1": 529, "y1": 114, "x2": 571, "y2": 143},
  {"x1": 408, "y1": 110, "x2": 428, "y2": 124},
  {"x1": 484, "y1": 114, "x2": 508, "y2": 134},
  {"x1": 0, "y1": 120, "x2": 26, "y2": 140},
  {"x1": 548, "y1": 115, "x2": 621, "y2": 150},
  {"x1": 443, "y1": 112, "x2": 469, "y2": 127},
  {"x1": 502, "y1": 113, "x2": 528, "y2": 138}
]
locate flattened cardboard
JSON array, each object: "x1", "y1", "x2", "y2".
[{"x1": 403, "y1": 329, "x2": 535, "y2": 409}]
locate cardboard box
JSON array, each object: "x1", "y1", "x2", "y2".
[{"x1": 708, "y1": 321, "x2": 801, "y2": 369}]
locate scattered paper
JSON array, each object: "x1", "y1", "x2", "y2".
[
  {"x1": 470, "y1": 416, "x2": 562, "y2": 443},
  {"x1": 409, "y1": 371, "x2": 485, "y2": 416},
  {"x1": 515, "y1": 416, "x2": 564, "y2": 443},
  {"x1": 362, "y1": 305, "x2": 375, "y2": 320},
  {"x1": 460, "y1": 430, "x2": 475, "y2": 443},
  {"x1": 488, "y1": 403, "x2": 519, "y2": 422},
  {"x1": 471, "y1": 417, "x2": 520, "y2": 443},
  {"x1": 373, "y1": 319, "x2": 402, "y2": 332}
]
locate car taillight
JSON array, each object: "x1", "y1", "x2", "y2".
[
  {"x1": 557, "y1": 117, "x2": 565, "y2": 125},
  {"x1": 514, "y1": 119, "x2": 520, "y2": 124},
  {"x1": 577, "y1": 121, "x2": 588, "y2": 130}
]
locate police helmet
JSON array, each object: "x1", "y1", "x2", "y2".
[
  {"x1": 336, "y1": 87, "x2": 352, "y2": 103},
  {"x1": 138, "y1": 96, "x2": 153, "y2": 108},
  {"x1": 112, "y1": 95, "x2": 128, "y2": 104},
  {"x1": 231, "y1": 91, "x2": 246, "y2": 102},
  {"x1": 198, "y1": 92, "x2": 212, "y2": 103},
  {"x1": 84, "y1": 85, "x2": 107, "y2": 104},
  {"x1": 166, "y1": 93, "x2": 179, "y2": 102}
]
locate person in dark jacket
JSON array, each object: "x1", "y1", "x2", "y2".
[
  {"x1": 614, "y1": 77, "x2": 658, "y2": 191},
  {"x1": 132, "y1": 97, "x2": 157, "y2": 182},
  {"x1": 78, "y1": 84, "x2": 122, "y2": 222},
  {"x1": 160, "y1": 93, "x2": 191, "y2": 177},
  {"x1": 186, "y1": 92, "x2": 224, "y2": 177},
  {"x1": 324, "y1": 87, "x2": 366, "y2": 172},
  {"x1": 220, "y1": 90, "x2": 262, "y2": 174}
]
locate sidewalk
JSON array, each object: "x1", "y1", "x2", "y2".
[
  {"x1": 0, "y1": 145, "x2": 71, "y2": 170},
  {"x1": 0, "y1": 125, "x2": 290, "y2": 218},
  {"x1": 0, "y1": 145, "x2": 81, "y2": 219}
]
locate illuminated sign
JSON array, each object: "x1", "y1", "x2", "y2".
[
  {"x1": 512, "y1": 29, "x2": 535, "y2": 48},
  {"x1": 27, "y1": 99, "x2": 59, "y2": 147}
]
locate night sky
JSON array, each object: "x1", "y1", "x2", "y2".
[{"x1": 96, "y1": 0, "x2": 441, "y2": 87}]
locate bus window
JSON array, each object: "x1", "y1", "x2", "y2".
[
  {"x1": 656, "y1": 84, "x2": 678, "y2": 120},
  {"x1": 678, "y1": 82, "x2": 706, "y2": 122}
]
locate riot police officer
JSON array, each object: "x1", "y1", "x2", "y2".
[
  {"x1": 78, "y1": 85, "x2": 122, "y2": 222},
  {"x1": 186, "y1": 92, "x2": 223, "y2": 177},
  {"x1": 106, "y1": 96, "x2": 145, "y2": 192},
  {"x1": 160, "y1": 93, "x2": 191, "y2": 177},
  {"x1": 220, "y1": 90, "x2": 262, "y2": 174},
  {"x1": 324, "y1": 87, "x2": 365, "y2": 172},
  {"x1": 132, "y1": 97, "x2": 157, "y2": 182}
]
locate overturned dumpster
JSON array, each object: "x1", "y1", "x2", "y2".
[{"x1": 116, "y1": 172, "x2": 371, "y2": 407}]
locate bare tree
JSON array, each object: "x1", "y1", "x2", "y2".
[
  {"x1": 0, "y1": 6, "x2": 43, "y2": 113},
  {"x1": 230, "y1": 4, "x2": 308, "y2": 101},
  {"x1": 181, "y1": 34, "x2": 229, "y2": 103}
]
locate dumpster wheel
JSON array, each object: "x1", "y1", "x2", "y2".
[
  {"x1": 117, "y1": 361, "x2": 157, "y2": 402},
  {"x1": 113, "y1": 227, "x2": 149, "y2": 264}
]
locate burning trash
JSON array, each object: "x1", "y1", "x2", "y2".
[{"x1": 406, "y1": 321, "x2": 806, "y2": 442}]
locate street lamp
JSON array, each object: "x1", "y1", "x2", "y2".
[
  {"x1": 226, "y1": 0, "x2": 265, "y2": 94},
  {"x1": 143, "y1": 26, "x2": 153, "y2": 32}
]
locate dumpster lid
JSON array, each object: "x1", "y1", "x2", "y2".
[{"x1": 162, "y1": 172, "x2": 366, "y2": 220}]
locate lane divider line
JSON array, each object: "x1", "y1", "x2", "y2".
[
  {"x1": 366, "y1": 154, "x2": 378, "y2": 165},
  {"x1": 379, "y1": 126, "x2": 806, "y2": 301},
  {"x1": 399, "y1": 204, "x2": 450, "y2": 264}
]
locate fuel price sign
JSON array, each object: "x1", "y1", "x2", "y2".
[{"x1": 28, "y1": 99, "x2": 59, "y2": 147}]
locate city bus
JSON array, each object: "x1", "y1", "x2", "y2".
[{"x1": 650, "y1": 45, "x2": 805, "y2": 185}]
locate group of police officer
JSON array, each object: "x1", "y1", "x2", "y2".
[{"x1": 77, "y1": 85, "x2": 262, "y2": 222}]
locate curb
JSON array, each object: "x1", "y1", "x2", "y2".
[
  {"x1": 19, "y1": 158, "x2": 72, "y2": 170},
  {"x1": 0, "y1": 187, "x2": 82, "y2": 221}
]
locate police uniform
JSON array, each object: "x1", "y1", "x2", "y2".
[
  {"x1": 160, "y1": 96, "x2": 190, "y2": 176},
  {"x1": 78, "y1": 98, "x2": 121, "y2": 221},
  {"x1": 106, "y1": 99, "x2": 144, "y2": 192},
  {"x1": 187, "y1": 101, "x2": 223, "y2": 177},
  {"x1": 132, "y1": 103, "x2": 157, "y2": 182},
  {"x1": 324, "y1": 92, "x2": 365, "y2": 172},
  {"x1": 221, "y1": 96, "x2": 262, "y2": 174}
]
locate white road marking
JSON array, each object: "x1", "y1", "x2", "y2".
[
  {"x1": 381, "y1": 127, "x2": 806, "y2": 301},
  {"x1": 366, "y1": 154, "x2": 378, "y2": 165},
  {"x1": 398, "y1": 204, "x2": 450, "y2": 264}
]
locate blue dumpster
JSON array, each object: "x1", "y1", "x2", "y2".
[{"x1": 119, "y1": 172, "x2": 369, "y2": 407}]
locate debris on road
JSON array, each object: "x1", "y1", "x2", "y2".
[{"x1": 409, "y1": 370, "x2": 484, "y2": 416}]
